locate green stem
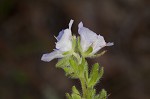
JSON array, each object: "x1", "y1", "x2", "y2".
[
  {"x1": 73, "y1": 54, "x2": 88, "y2": 98},
  {"x1": 80, "y1": 78, "x2": 86, "y2": 98}
]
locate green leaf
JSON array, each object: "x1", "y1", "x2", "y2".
[
  {"x1": 86, "y1": 88, "x2": 96, "y2": 99},
  {"x1": 78, "y1": 58, "x2": 89, "y2": 80},
  {"x1": 99, "y1": 89, "x2": 107, "y2": 99},
  {"x1": 69, "y1": 58, "x2": 78, "y2": 71},
  {"x1": 83, "y1": 59, "x2": 89, "y2": 82},
  {"x1": 88, "y1": 63, "x2": 99, "y2": 87},
  {"x1": 99, "y1": 67, "x2": 104, "y2": 81},
  {"x1": 91, "y1": 89, "x2": 96, "y2": 98},
  {"x1": 78, "y1": 58, "x2": 85, "y2": 76},
  {"x1": 90, "y1": 63, "x2": 99, "y2": 78},
  {"x1": 78, "y1": 64, "x2": 84, "y2": 77},
  {"x1": 69, "y1": 73, "x2": 78, "y2": 79},
  {"x1": 72, "y1": 86, "x2": 80, "y2": 95},
  {"x1": 82, "y1": 58, "x2": 89, "y2": 82},
  {"x1": 71, "y1": 93, "x2": 81, "y2": 99},
  {"x1": 56, "y1": 56, "x2": 70, "y2": 68},
  {"x1": 66, "y1": 93, "x2": 72, "y2": 99},
  {"x1": 63, "y1": 66, "x2": 78, "y2": 79},
  {"x1": 63, "y1": 66, "x2": 74, "y2": 75}
]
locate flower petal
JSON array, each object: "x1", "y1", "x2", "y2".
[
  {"x1": 56, "y1": 20, "x2": 74, "y2": 52},
  {"x1": 69, "y1": 19, "x2": 74, "y2": 29},
  {"x1": 79, "y1": 33, "x2": 91, "y2": 52},
  {"x1": 56, "y1": 19, "x2": 74, "y2": 41},
  {"x1": 78, "y1": 22, "x2": 83, "y2": 31},
  {"x1": 78, "y1": 22, "x2": 97, "y2": 41},
  {"x1": 106, "y1": 42, "x2": 114, "y2": 46},
  {"x1": 78, "y1": 22, "x2": 113, "y2": 55},
  {"x1": 92, "y1": 35, "x2": 106, "y2": 48},
  {"x1": 57, "y1": 30, "x2": 64, "y2": 41},
  {"x1": 78, "y1": 22, "x2": 98, "y2": 51},
  {"x1": 41, "y1": 50, "x2": 63, "y2": 62},
  {"x1": 56, "y1": 29, "x2": 72, "y2": 51}
]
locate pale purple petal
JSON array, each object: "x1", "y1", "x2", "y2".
[
  {"x1": 41, "y1": 20, "x2": 74, "y2": 62},
  {"x1": 69, "y1": 19, "x2": 74, "y2": 29},
  {"x1": 56, "y1": 29, "x2": 72, "y2": 51},
  {"x1": 57, "y1": 30, "x2": 64, "y2": 41},
  {"x1": 78, "y1": 22, "x2": 98, "y2": 51},
  {"x1": 91, "y1": 35, "x2": 105, "y2": 54},
  {"x1": 92, "y1": 46, "x2": 101, "y2": 54},
  {"x1": 56, "y1": 19, "x2": 74, "y2": 41},
  {"x1": 56, "y1": 20, "x2": 74, "y2": 52},
  {"x1": 80, "y1": 33, "x2": 91, "y2": 51},
  {"x1": 106, "y1": 42, "x2": 114, "y2": 46},
  {"x1": 93, "y1": 35, "x2": 106, "y2": 48},
  {"x1": 78, "y1": 22, "x2": 97, "y2": 42},
  {"x1": 78, "y1": 22, "x2": 83, "y2": 31},
  {"x1": 41, "y1": 50, "x2": 63, "y2": 62},
  {"x1": 78, "y1": 22, "x2": 113, "y2": 54}
]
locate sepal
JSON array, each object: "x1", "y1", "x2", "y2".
[
  {"x1": 83, "y1": 46, "x2": 93, "y2": 57},
  {"x1": 89, "y1": 50, "x2": 107, "y2": 58}
]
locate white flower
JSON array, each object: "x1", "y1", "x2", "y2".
[
  {"x1": 78, "y1": 22, "x2": 113, "y2": 55},
  {"x1": 41, "y1": 20, "x2": 74, "y2": 62}
]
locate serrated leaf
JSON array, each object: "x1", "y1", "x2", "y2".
[
  {"x1": 92, "y1": 89, "x2": 96, "y2": 97},
  {"x1": 78, "y1": 58, "x2": 85, "y2": 76},
  {"x1": 78, "y1": 58, "x2": 89, "y2": 80},
  {"x1": 83, "y1": 59, "x2": 89, "y2": 82},
  {"x1": 69, "y1": 59, "x2": 78, "y2": 71},
  {"x1": 63, "y1": 66, "x2": 79, "y2": 78},
  {"x1": 63, "y1": 66, "x2": 74, "y2": 75},
  {"x1": 71, "y1": 93, "x2": 81, "y2": 99},
  {"x1": 90, "y1": 63, "x2": 99, "y2": 79},
  {"x1": 88, "y1": 63, "x2": 99, "y2": 87},
  {"x1": 72, "y1": 86, "x2": 80, "y2": 95},
  {"x1": 82, "y1": 58, "x2": 88, "y2": 71},
  {"x1": 78, "y1": 65, "x2": 84, "y2": 77},
  {"x1": 86, "y1": 88, "x2": 96, "y2": 99},
  {"x1": 98, "y1": 67, "x2": 104, "y2": 81},
  {"x1": 88, "y1": 65, "x2": 104, "y2": 88},
  {"x1": 69, "y1": 73, "x2": 78, "y2": 79},
  {"x1": 99, "y1": 89, "x2": 107, "y2": 99},
  {"x1": 56, "y1": 56, "x2": 70, "y2": 68},
  {"x1": 82, "y1": 58, "x2": 89, "y2": 82},
  {"x1": 66, "y1": 93, "x2": 72, "y2": 99}
]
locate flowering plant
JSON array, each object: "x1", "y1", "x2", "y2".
[{"x1": 41, "y1": 20, "x2": 113, "y2": 99}]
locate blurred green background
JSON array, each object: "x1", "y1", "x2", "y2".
[{"x1": 0, "y1": 0, "x2": 150, "y2": 99}]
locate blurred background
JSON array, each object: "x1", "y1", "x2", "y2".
[{"x1": 0, "y1": 0, "x2": 150, "y2": 99}]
